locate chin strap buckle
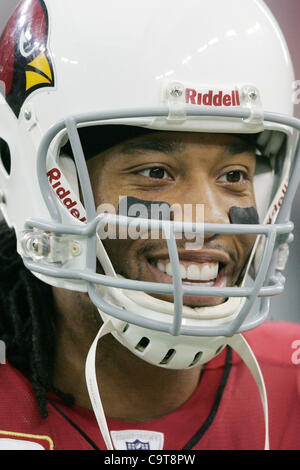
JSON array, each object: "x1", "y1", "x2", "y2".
[{"x1": 20, "y1": 229, "x2": 82, "y2": 264}]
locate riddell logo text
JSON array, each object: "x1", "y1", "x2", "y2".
[
  {"x1": 267, "y1": 183, "x2": 288, "y2": 224},
  {"x1": 186, "y1": 88, "x2": 241, "y2": 107},
  {"x1": 47, "y1": 168, "x2": 86, "y2": 223}
]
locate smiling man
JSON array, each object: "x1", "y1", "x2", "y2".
[{"x1": 0, "y1": 0, "x2": 300, "y2": 452}]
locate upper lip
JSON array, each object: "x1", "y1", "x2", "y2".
[{"x1": 148, "y1": 249, "x2": 231, "y2": 266}]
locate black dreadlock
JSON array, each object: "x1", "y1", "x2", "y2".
[{"x1": 0, "y1": 221, "x2": 74, "y2": 418}]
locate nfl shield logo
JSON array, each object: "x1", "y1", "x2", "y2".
[
  {"x1": 111, "y1": 430, "x2": 164, "y2": 450},
  {"x1": 126, "y1": 439, "x2": 150, "y2": 450}
]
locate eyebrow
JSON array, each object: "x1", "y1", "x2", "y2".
[
  {"x1": 119, "y1": 139, "x2": 184, "y2": 155},
  {"x1": 119, "y1": 137, "x2": 256, "y2": 157},
  {"x1": 225, "y1": 140, "x2": 256, "y2": 156}
]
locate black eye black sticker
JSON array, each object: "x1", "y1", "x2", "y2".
[
  {"x1": 229, "y1": 206, "x2": 259, "y2": 225},
  {"x1": 118, "y1": 196, "x2": 172, "y2": 221}
]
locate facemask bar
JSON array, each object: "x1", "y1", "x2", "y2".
[
  {"x1": 22, "y1": 107, "x2": 300, "y2": 338},
  {"x1": 23, "y1": 214, "x2": 289, "y2": 337}
]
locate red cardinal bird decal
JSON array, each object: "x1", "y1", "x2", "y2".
[{"x1": 0, "y1": 0, "x2": 54, "y2": 117}]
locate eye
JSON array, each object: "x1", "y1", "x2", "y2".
[
  {"x1": 218, "y1": 170, "x2": 249, "y2": 184},
  {"x1": 137, "y1": 167, "x2": 171, "y2": 180}
]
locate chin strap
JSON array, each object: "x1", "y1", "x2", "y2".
[
  {"x1": 85, "y1": 319, "x2": 116, "y2": 450},
  {"x1": 85, "y1": 324, "x2": 269, "y2": 451},
  {"x1": 227, "y1": 334, "x2": 270, "y2": 450}
]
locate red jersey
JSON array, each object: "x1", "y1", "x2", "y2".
[{"x1": 0, "y1": 321, "x2": 300, "y2": 450}]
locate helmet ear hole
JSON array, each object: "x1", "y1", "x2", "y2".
[
  {"x1": 159, "y1": 349, "x2": 176, "y2": 365},
  {"x1": 0, "y1": 138, "x2": 11, "y2": 176},
  {"x1": 135, "y1": 337, "x2": 150, "y2": 352},
  {"x1": 188, "y1": 351, "x2": 203, "y2": 368}
]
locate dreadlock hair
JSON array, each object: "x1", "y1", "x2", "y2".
[{"x1": 0, "y1": 220, "x2": 74, "y2": 418}]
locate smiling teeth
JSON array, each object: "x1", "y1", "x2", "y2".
[{"x1": 156, "y1": 261, "x2": 219, "y2": 281}]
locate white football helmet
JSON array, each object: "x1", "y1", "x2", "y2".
[{"x1": 0, "y1": 0, "x2": 299, "y2": 449}]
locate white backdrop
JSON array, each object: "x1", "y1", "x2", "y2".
[{"x1": 0, "y1": 0, "x2": 299, "y2": 322}]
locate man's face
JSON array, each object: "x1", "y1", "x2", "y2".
[{"x1": 87, "y1": 131, "x2": 257, "y2": 307}]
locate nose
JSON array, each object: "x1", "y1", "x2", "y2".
[{"x1": 175, "y1": 176, "x2": 230, "y2": 226}]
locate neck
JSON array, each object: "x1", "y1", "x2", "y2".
[{"x1": 52, "y1": 287, "x2": 202, "y2": 421}]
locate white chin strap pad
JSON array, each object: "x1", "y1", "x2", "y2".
[
  {"x1": 85, "y1": 322, "x2": 269, "y2": 451},
  {"x1": 85, "y1": 320, "x2": 116, "y2": 450},
  {"x1": 227, "y1": 334, "x2": 270, "y2": 450}
]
